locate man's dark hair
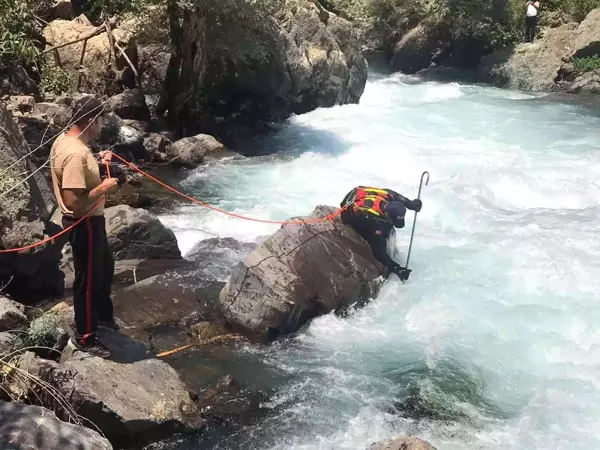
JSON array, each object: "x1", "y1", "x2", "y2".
[{"x1": 70, "y1": 95, "x2": 105, "y2": 128}]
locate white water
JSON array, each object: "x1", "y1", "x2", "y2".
[{"x1": 159, "y1": 71, "x2": 600, "y2": 449}]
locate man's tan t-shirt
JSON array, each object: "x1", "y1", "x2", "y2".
[{"x1": 50, "y1": 134, "x2": 104, "y2": 218}]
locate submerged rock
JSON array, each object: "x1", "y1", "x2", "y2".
[
  {"x1": 0, "y1": 400, "x2": 113, "y2": 450},
  {"x1": 367, "y1": 436, "x2": 437, "y2": 450},
  {"x1": 219, "y1": 205, "x2": 393, "y2": 341}
]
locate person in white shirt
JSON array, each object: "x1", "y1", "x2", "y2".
[{"x1": 525, "y1": 1, "x2": 540, "y2": 42}]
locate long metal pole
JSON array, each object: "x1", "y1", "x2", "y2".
[{"x1": 405, "y1": 171, "x2": 430, "y2": 269}]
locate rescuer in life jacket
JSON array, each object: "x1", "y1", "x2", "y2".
[{"x1": 340, "y1": 186, "x2": 422, "y2": 281}]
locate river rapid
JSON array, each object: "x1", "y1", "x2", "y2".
[{"x1": 155, "y1": 66, "x2": 600, "y2": 450}]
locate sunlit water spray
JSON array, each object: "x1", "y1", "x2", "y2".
[{"x1": 158, "y1": 70, "x2": 600, "y2": 449}]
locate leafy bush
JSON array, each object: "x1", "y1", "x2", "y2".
[
  {"x1": 573, "y1": 56, "x2": 600, "y2": 73},
  {"x1": 0, "y1": 0, "x2": 41, "y2": 63},
  {"x1": 543, "y1": 0, "x2": 600, "y2": 22}
]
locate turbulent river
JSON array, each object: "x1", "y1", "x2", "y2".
[{"x1": 156, "y1": 65, "x2": 600, "y2": 449}]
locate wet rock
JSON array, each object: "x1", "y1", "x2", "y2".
[
  {"x1": 105, "y1": 205, "x2": 181, "y2": 260},
  {"x1": 143, "y1": 132, "x2": 171, "y2": 162},
  {"x1": 0, "y1": 296, "x2": 28, "y2": 331},
  {"x1": 219, "y1": 205, "x2": 392, "y2": 341},
  {"x1": 391, "y1": 24, "x2": 438, "y2": 74},
  {"x1": 167, "y1": 134, "x2": 226, "y2": 168},
  {"x1": 108, "y1": 89, "x2": 151, "y2": 122},
  {"x1": 0, "y1": 400, "x2": 113, "y2": 450},
  {"x1": 198, "y1": 375, "x2": 269, "y2": 428},
  {"x1": 367, "y1": 436, "x2": 437, "y2": 450},
  {"x1": 190, "y1": 322, "x2": 226, "y2": 341}
]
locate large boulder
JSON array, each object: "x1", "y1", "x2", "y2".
[
  {"x1": 14, "y1": 347, "x2": 197, "y2": 448},
  {"x1": 367, "y1": 436, "x2": 437, "y2": 450},
  {"x1": 42, "y1": 15, "x2": 138, "y2": 93},
  {"x1": 477, "y1": 23, "x2": 578, "y2": 91},
  {"x1": 0, "y1": 400, "x2": 113, "y2": 450},
  {"x1": 390, "y1": 24, "x2": 439, "y2": 74},
  {"x1": 219, "y1": 205, "x2": 393, "y2": 341},
  {"x1": 167, "y1": 134, "x2": 226, "y2": 168},
  {"x1": 171, "y1": 0, "x2": 367, "y2": 141},
  {"x1": 0, "y1": 102, "x2": 63, "y2": 299},
  {"x1": 572, "y1": 8, "x2": 600, "y2": 59},
  {"x1": 105, "y1": 205, "x2": 181, "y2": 260}
]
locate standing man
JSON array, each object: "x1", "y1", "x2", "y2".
[
  {"x1": 50, "y1": 96, "x2": 119, "y2": 359},
  {"x1": 340, "y1": 186, "x2": 422, "y2": 281},
  {"x1": 525, "y1": 0, "x2": 540, "y2": 42}
]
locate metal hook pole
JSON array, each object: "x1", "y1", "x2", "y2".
[{"x1": 404, "y1": 171, "x2": 430, "y2": 270}]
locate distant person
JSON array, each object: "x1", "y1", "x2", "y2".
[
  {"x1": 50, "y1": 95, "x2": 119, "y2": 359},
  {"x1": 340, "y1": 186, "x2": 422, "y2": 281},
  {"x1": 525, "y1": 1, "x2": 540, "y2": 42}
]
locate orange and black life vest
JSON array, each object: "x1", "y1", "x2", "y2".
[{"x1": 348, "y1": 186, "x2": 393, "y2": 222}]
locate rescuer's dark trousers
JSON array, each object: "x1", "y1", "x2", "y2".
[{"x1": 62, "y1": 215, "x2": 114, "y2": 344}]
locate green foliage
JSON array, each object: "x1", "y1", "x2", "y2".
[
  {"x1": 39, "y1": 63, "x2": 73, "y2": 96},
  {"x1": 573, "y1": 56, "x2": 600, "y2": 74},
  {"x1": 17, "y1": 313, "x2": 60, "y2": 349},
  {"x1": 0, "y1": 0, "x2": 41, "y2": 63},
  {"x1": 543, "y1": 0, "x2": 600, "y2": 22}
]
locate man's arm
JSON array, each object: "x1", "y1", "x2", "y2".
[
  {"x1": 61, "y1": 154, "x2": 117, "y2": 216},
  {"x1": 62, "y1": 180, "x2": 116, "y2": 216},
  {"x1": 384, "y1": 188, "x2": 422, "y2": 212}
]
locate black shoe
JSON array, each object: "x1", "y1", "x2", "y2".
[
  {"x1": 70, "y1": 337, "x2": 111, "y2": 359},
  {"x1": 98, "y1": 319, "x2": 120, "y2": 331}
]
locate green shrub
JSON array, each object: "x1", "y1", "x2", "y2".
[
  {"x1": 39, "y1": 63, "x2": 73, "y2": 96},
  {"x1": 573, "y1": 56, "x2": 600, "y2": 74},
  {"x1": 0, "y1": 0, "x2": 41, "y2": 63}
]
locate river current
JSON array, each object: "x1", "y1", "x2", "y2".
[{"x1": 157, "y1": 66, "x2": 600, "y2": 450}]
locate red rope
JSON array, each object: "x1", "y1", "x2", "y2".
[{"x1": 0, "y1": 154, "x2": 346, "y2": 254}]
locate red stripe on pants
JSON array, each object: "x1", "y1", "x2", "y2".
[{"x1": 85, "y1": 217, "x2": 93, "y2": 339}]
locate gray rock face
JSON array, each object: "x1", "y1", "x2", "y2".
[
  {"x1": 173, "y1": 0, "x2": 367, "y2": 139},
  {"x1": 219, "y1": 205, "x2": 392, "y2": 341},
  {"x1": 0, "y1": 400, "x2": 113, "y2": 450},
  {"x1": 367, "y1": 436, "x2": 437, "y2": 450},
  {"x1": 104, "y1": 205, "x2": 181, "y2": 260},
  {"x1": 0, "y1": 102, "x2": 63, "y2": 298},
  {"x1": 167, "y1": 134, "x2": 226, "y2": 168},
  {"x1": 14, "y1": 347, "x2": 196, "y2": 448},
  {"x1": 0, "y1": 296, "x2": 28, "y2": 331}
]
